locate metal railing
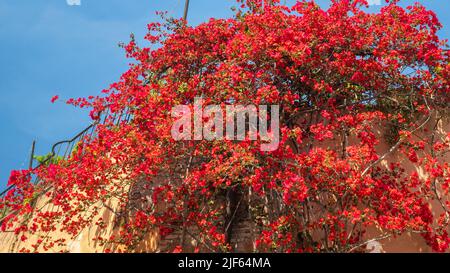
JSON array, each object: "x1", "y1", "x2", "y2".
[{"x1": 0, "y1": 107, "x2": 132, "y2": 198}]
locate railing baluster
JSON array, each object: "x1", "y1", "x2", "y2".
[{"x1": 1, "y1": 107, "x2": 132, "y2": 198}]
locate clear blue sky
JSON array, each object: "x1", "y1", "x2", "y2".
[{"x1": 0, "y1": 0, "x2": 448, "y2": 189}]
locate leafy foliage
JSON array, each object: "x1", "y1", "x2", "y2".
[{"x1": 1, "y1": 0, "x2": 450, "y2": 253}]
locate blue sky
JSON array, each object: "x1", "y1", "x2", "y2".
[{"x1": 0, "y1": 0, "x2": 448, "y2": 189}]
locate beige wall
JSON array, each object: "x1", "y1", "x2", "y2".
[
  {"x1": 1, "y1": 118, "x2": 448, "y2": 253},
  {"x1": 364, "y1": 116, "x2": 450, "y2": 253}
]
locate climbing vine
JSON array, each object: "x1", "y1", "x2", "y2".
[{"x1": 1, "y1": 0, "x2": 450, "y2": 253}]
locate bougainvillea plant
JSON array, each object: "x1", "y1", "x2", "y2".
[{"x1": 1, "y1": 0, "x2": 450, "y2": 253}]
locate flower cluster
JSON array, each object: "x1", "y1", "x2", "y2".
[{"x1": 1, "y1": 0, "x2": 449, "y2": 253}]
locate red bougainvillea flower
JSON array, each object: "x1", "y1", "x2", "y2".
[
  {"x1": 50, "y1": 95, "x2": 59, "y2": 103},
  {"x1": 1, "y1": 0, "x2": 449, "y2": 253}
]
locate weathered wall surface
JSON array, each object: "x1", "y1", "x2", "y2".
[
  {"x1": 0, "y1": 197, "x2": 130, "y2": 253},
  {"x1": 0, "y1": 118, "x2": 448, "y2": 253}
]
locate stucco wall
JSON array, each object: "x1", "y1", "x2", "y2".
[{"x1": 0, "y1": 118, "x2": 448, "y2": 253}]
